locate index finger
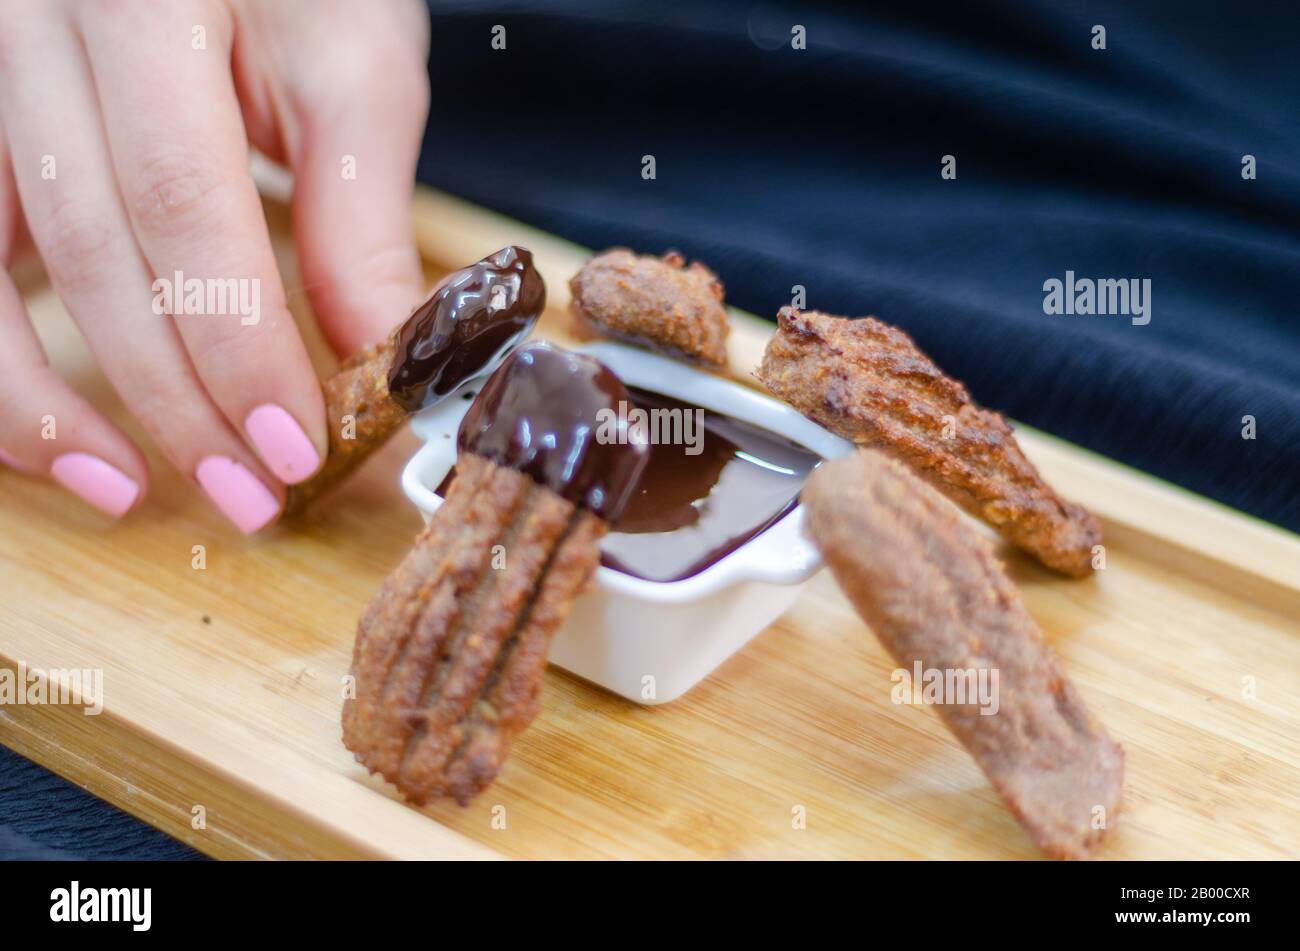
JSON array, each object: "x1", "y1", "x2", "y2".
[{"x1": 78, "y1": 2, "x2": 326, "y2": 486}]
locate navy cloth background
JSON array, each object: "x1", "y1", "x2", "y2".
[
  {"x1": 3, "y1": 0, "x2": 1296, "y2": 859},
  {"x1": 416, "y1": 0, "x2": 1300, "y2": 532}
]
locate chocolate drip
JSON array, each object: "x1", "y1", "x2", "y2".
[
  {"x1": 458, "y1": 343, "x2": 649, "y2": 521},
  {"x1": 601, "y1": 388, "x2": 819, "y2": 582},
  {"x1": 387, "y1": 246, "x2": 545, "y2": 412}
]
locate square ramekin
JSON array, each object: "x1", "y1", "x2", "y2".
[{"x1": 401, "y1": 342, "x2": 853, "y2": 704}]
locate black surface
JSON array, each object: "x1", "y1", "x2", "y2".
[
  {"x1": 416, "y1": 0, "x2": 1300, "y2": 532},
  {"x1": 0, "y1": 748, "x2": 203, "y2": 860}
]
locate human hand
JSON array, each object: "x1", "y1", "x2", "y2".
[{"x1": 0, "y1": 0, "x2": 430, "y2": 531}]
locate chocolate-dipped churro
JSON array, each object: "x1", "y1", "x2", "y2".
[
  {"x1": 285, "y1": 245, "x2": 545, "y2": 515},
  {"x1": 342, "y1": 343, "x2": 649, "y2": 804}
]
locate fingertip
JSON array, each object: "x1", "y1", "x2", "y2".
[
  {"x1": 49, "y1": 451, "x2": 145, "y2": 519},
  {"x1": 244, "y1": 402, "x2": 324, "y2": 486},
  {"x1": 0, "y1": 446, "x2": 31, "y2": 473},
  {"x1": 195, "y1": 455, "x2": 282, "y2": 534},
  {"x1": 301, "y1": 240, "x2": 425, "y2": 357}
]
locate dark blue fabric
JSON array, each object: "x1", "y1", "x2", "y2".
[
  {"x1": 0, "y1": 747, "x2": 203, "y2": 860},
  {"x1": 6, "y1": 0, "x2": 1298, "y2": 861},
  {"x1": 417, "y1": 0, "x2": 1300, "y2": 533}
]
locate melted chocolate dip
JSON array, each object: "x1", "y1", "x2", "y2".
[
  {"x1": 387, "y1": 246, "x2": 545, "y2": 412},
  {"x1": 601, "y1": 388, "x2": 819, "y2": 582},
  {"x1": 451, "y1": 352, "x2": 820, "y2": 582},
  {"x1": 457, "y1": 343, "x2": 650, "y2": 521}
]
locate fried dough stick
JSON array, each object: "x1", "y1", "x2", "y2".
[
  {"x1": 758, "y1": 307, "x2": 1101, "y2": 577},
  {"x1": 286, "y1": 245, "x2": 544, "y2": 517},
  {"x1": 569, "y1": 248, "x2": 730, "y2": 368},
  {"x1": 342, "y1": 453, "x2": 604, "y2": 805},
  {"x1": 285, "y1": 332, "x2": 405, "y2": 516},
  {"x1": 803, "y1": 451, "x2": 1124, "y2": 859}
]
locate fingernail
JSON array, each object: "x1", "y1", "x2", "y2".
[
  {"x1": 195, "y1": 456, "x2": 280, "y2": 534},
  {"x1": 50, "y1": 452, "x2": 141, "y2": 518},
  {"x1": 244, "y1": 404, "x2": 321, "y2": 485}
]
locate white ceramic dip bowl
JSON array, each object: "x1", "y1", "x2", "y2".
[{"x1": 401, "y1": 341, "x2": 852, "y2": 704}]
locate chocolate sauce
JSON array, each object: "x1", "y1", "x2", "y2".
[
  {"x1": 387, "y1": 246, "x2": 545, "y2": 412},
  {"x1": 600, "y1": 388, "x2": 820, "y2": 582},
  {"x1": 457, "y1": 343, "x2": 650, "y2": 521},
  {"x1": 442, "y1": 385, "x2": 821, "y2": 582}
]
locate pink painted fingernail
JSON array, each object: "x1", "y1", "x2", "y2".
[
  {"x1": 244, "y1": 404, "x2": 321, "y2": 485},
  {"x1": 50, "y1": 453, "x2": 141, "y2": 518},
  {"x1": 195, "y1": 456, "x2": 280, "y2": 534}
]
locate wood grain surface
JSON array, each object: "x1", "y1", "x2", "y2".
[{"x1": 0, "y1": 191, "x2": 1297, "y2": 859}]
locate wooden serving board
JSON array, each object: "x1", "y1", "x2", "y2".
[{"x1": 2, "y1": 190, "x2": 1298, "y2": 860}]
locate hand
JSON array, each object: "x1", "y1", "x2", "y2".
[{"x1": 0, "y1": 0, "x2": 430, "y2": 531}]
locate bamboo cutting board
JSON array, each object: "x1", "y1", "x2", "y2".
[{"x1": 1, "y1": 190, "x2": 1298, "y2": 859}]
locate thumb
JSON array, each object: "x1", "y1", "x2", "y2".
[{"x1": 288, "y1": 54, "x2": 430, "y2": 357}]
